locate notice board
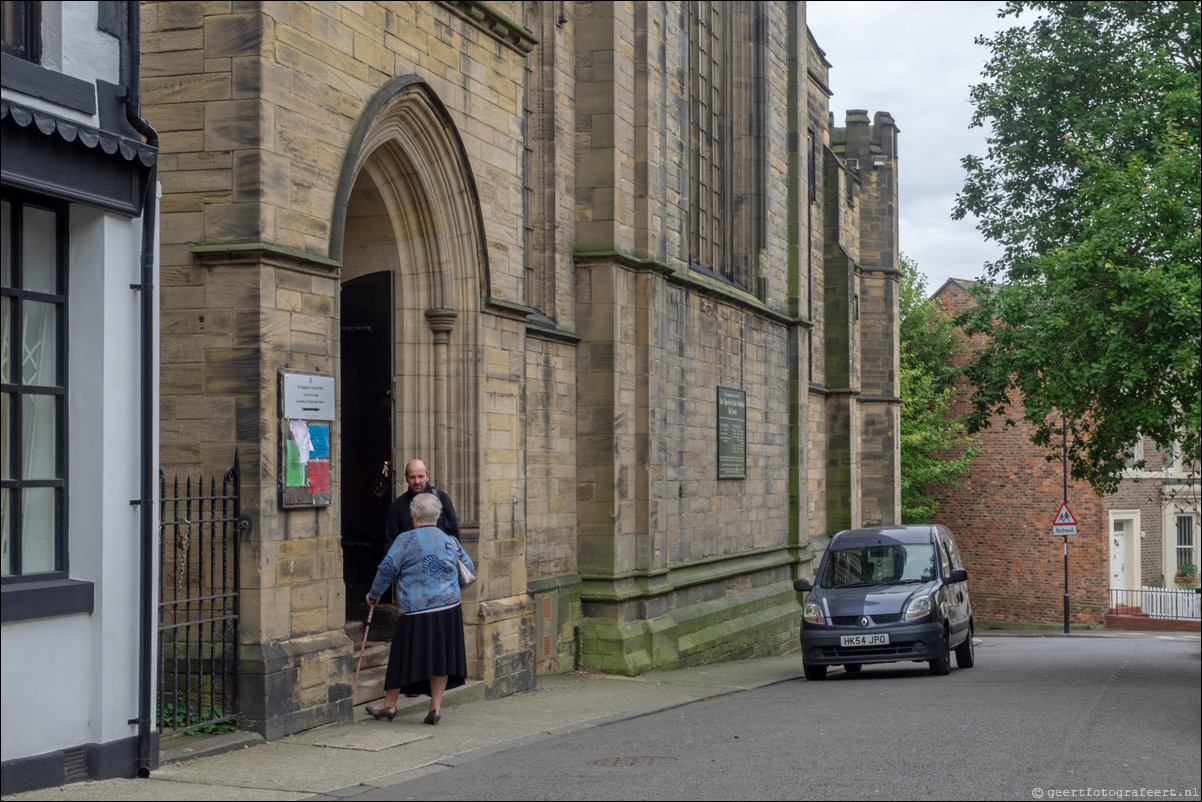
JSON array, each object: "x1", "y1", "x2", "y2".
[
  {"x1": 717, "y1": 386, "x2": 746, "y2": 479},
  {"x1": 279, "y1": 371, "x2": 335, "y2": 508}
]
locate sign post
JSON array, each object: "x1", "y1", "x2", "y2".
[{"x1": 1052, "y1": 502, "x2": 1077, "y2": 634}]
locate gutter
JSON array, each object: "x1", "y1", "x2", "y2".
[{"x1": 120, "y1": 0, "x2": 159, "y2": 779}]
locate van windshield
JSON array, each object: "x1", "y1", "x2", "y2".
[{"x1": 818, "y1": 544, "x2": 936, "y2": 589}]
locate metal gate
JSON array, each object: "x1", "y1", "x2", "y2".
[{"x1": 157, "y1": 452, "x2": 249, "y2": 736}]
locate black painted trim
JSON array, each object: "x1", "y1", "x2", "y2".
[
  {"x1": 0, "y1": 53, "x2": 96, "y2": 114},
  {"x1": 1, "y1": 102, "x2": 152, "y2": 215},
  {"x1": 0, "y1": 733, "x2": 155, "y2": 794},
  {"x1": 1, "y1": 577, "x2": 94, "y2": 622},
  {"x1": 0, "y1": 749, "x2": 63, "y2": 794},
  {"x1": 97, "y1": 2, "x2": 126, "y2": 39}
]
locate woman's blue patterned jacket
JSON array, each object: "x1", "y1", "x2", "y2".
[{"x1": 369, "y1": 526, "x2": 474, "y2": 614}]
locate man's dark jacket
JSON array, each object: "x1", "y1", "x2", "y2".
[{"x1": 383, "y1": 485, "x2": 460, "y2": 550}]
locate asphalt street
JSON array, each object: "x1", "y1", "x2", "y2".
[
  {"x1": 358, "y1": 633, "x2": 1202, "y2": 801},
  {"x1": 2, "y1": 631, "x2": 1198, "y2": 801}
]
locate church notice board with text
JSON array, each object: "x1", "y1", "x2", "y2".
[
  {"x1": 717, "y1": 386, "x2": 746, "y2": 479},
  {"x1": 279, "y1": 371, "x2": 335, "y2": 508}
]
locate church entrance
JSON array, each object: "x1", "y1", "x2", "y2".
[{"x1": 339, "y1": 270, "x2": 394, "y2": 619}]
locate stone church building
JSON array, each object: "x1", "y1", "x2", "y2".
[{"x1": 141, "y1": 1, "x2": 901, "y2": 739}]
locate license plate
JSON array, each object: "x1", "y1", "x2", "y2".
[{"x1": 840, "y1": 633, "x2": 889, "y2": 647}]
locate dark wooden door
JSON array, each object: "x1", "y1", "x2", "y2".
[{"x1": 340, "y1": 271, "x2": 394, "y2": 617}]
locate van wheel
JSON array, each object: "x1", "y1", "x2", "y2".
[
  {"x1": 843, "y1": 664, "x2": 862, "y2": 674},
  {"x1": 955, "y1": 625, "x2": 975, "y2": 668},
  {"x1": 804, "y1": 663, "x2": 827, "y2": 681},
  {"x1": 929, "y1": 632, "x2": 951, "y2": 675}
]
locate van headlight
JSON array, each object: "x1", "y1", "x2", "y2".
[
  {"x1": 803, "y1": 601, "x2": 825, "y2": 625},
  {"x1": 904, "y1": 595, "x2": 933, "y2": 621}
]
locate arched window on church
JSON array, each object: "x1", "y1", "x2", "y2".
[{"x1": 687, "y1": 1, "x2": 766, "y2": 295}]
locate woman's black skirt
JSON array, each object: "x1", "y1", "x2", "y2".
[{"x1": 384, "y1": 604, "x2": 467, "y2": 696}]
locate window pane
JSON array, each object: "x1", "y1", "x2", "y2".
[
  {"x1": 21, "y1": 486, "x2": 57, "y2": 573},
  {"x1": 21, "y1": 299, "x2": 57, "y2": 385},
  {"x1": 1165, "y1": 442, "x2": 1180, "y2": 472},
  {"x1": 1, "y1": 199, "x2": 10, "y2": 286},
  {"x1": 22, "y1": 205, "x2": 56, "y2": 293},
  {"x1": 21, "y1": 393, "x2": 57, "y2": 478},
  {"x1": 1, "y1": 487, "x2": 10, "y2": 575},
  {"x1": 1, "y1": 295, "x2": 10, "y2": 383},
  {"x1": 2, "y1": 2, "x2": 28, "y2": 52},
  {"x1": 1, "y1": 198, "x2": 65, "y2": 579},
  {"x1": 1177, "y1": 516, "x2": 1196, "y2": 570},
  {"x1": 1, "y1": 391, "x2": 9, "y2": 479}
]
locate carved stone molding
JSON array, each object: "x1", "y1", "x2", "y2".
[{"x1": 425, "y1": 308, "x2": 459, "y2": 344}]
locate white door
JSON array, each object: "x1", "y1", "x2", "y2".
[{"x1": 1110, "y1": 520, "x2": 1129, "y2": 591}]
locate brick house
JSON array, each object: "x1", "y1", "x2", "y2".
[
  {"x1": 929, "y1": 279, "x2": 1199, "y2": 627},
  {"x1": 136, "y1": 0, "x2": 903, "y2": 746},
  {"x1": 1105, "y1": 441, "x2": 1201, "y2": 601}
]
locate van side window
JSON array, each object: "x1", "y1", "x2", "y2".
[
  {"x1": 939, "y1": 542, "x2": 953, "y2": 577},
  {"x1": 943, "y1": 534, "x2": 963, "y2": 569}
]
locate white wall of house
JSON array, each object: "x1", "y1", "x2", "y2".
[
  {"x1": 57, "y1": 2, "x2": 120, "y2": 85},
  {"x1": 0, "y1": 206, "x2": 154, "y2": 763},
  {"x1": 1, "y1": 2, "x2": 159, "y2": 781},
  {"x1": 1, "y1": 615, "x2": 93, "y2": 760}
]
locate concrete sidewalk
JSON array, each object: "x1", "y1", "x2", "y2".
[{"x1": 2, "y1": 652, "x2": 810, "y2": 801}]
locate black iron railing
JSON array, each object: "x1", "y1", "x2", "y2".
[{"x1": 157, "y1": 452, "x2": 249, "y2": 736}]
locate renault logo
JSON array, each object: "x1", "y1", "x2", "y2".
[{"x1": 860, "y1": 616, "x2": 870, "y2": 628}]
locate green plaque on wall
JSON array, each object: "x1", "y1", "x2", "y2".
[{"x1": 717, "y1": 386, "x2": 746, "y2": 479}]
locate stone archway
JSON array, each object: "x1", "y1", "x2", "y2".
[
  {"x1": 339, "y1": 78, "x2": 484, "y2": 528},
  {"x1": 336, "y1": 79, "x2": 485, "y2": 662}
]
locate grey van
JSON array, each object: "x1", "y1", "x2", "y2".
[{"x1": 793, "y1": 524, "x2": 974, "y2": 680}]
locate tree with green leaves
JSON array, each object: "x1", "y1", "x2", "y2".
[
  {"x1": 953, "y1": 1, "x2": 1201, "y2": 494},
  {"x1": 899, "y1": 256, "x2": 979, "y2": 523}
]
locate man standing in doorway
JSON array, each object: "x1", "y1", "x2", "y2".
[{"x1": 383, "y1": 459, "x2": 461, "y2": 548}]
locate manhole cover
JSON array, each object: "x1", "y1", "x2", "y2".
[{"x1": 587, "y1": 756, "x2": 678, "y2": 767}]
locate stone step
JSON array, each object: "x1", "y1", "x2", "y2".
[
  {"x1": 352, "y1": 664, "x2": 387, "y2": 706},
  {"x1": 346, "y1": 617, "x2": 391, "y2": 668},
  {"x1": 348, "y1": 638, "x2": 390, "y2": 669},
  {"x1": 345, "y1": 606, "x2": 399, "y2": 642},
  {"x1": 346, "y1": 617, "x2": 391, "y2": 707}
]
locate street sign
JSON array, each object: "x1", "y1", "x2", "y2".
[
  {"x1": 1052, "y1": 502, "x2": 1077, "y2": 536},
  {"x1": 1053, "y1": 503, "x2": 1077, "y2": 525}
]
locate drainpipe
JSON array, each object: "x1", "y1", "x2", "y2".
[{"x1": 121, "y1": 0, "x2": 159, "y2": 779}]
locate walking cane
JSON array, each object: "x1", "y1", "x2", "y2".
[{"x1": 351, "y1": 604, "x2": 374, "y2": 700}]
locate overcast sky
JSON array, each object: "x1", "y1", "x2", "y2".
[{"x1": 805, "y1": 1, "x2": 1024, "y2": 295}]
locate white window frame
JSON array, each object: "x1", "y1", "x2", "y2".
[{"x1": 1162, "y1": 504, "x2": 1198, "y2": 585}]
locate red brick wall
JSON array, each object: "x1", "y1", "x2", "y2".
[{"x1": 926, "y1": 281, "x2": 1110, "y2": 625}]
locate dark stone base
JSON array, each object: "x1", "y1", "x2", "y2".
[
  {"x1": 1, "y1": 732, "x2": 158, "y2": 794},
  {"x1": 239, "y1": 629, "x2": 355, "y2": 741}
]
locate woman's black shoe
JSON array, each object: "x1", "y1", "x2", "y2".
[{"x1": 366, "y1": 704, "x2": 397, "y2": 722}]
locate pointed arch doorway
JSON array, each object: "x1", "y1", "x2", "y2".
[{"x1": 336, "y1": 79, "x2": 485, "y2": 623}]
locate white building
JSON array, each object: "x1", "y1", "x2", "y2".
[{"x1": 1, "y1": 1, "x2": 160, "y2": 792}]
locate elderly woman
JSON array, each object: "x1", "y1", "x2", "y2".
[{"x1": 365, "y1": 492, "x2": 473, "y2": 725}]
